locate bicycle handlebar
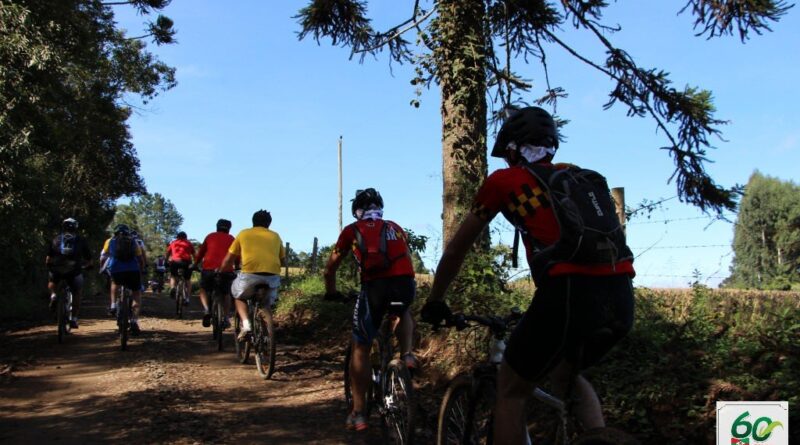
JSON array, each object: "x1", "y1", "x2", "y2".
[{"x1": 444, "y1": 310, "x2": 523, "y2": 336}]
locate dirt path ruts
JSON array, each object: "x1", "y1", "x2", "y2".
[{"x1": 0, "y1": 291, "x2": 387, "y2": 444}]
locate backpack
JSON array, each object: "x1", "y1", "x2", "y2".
[
  {"x1": 59, "y1": 233, "x2": 76, "y2": 257},
  {"x1": 352, "y1": 220, "x2": 407, "y2": 274},
  {"x1": 113, "y1": 232, "x2": 135, "y2": 262},
  {"x1": 524, "y1": 164, "x2": 633, "y2": 275}
]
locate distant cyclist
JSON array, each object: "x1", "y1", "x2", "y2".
[
  {"x1": 101, "y1": 224, "x2": 145, "y2": 335},
  {"x1": 153, "y1": 254, "x2": 167, "y2": 292},
  {"x1": 131, "y1": 230, "x2": 148, "y2": 292},
  {"x1": 324, "y1": 188, "x2": 418, "y2": 432},
  {"x1": 218, "y1": 210, "x2": 285, "y2": 341},
  {"x1": 422, "y1": 107, "x2": 635, "y2": 444},
  {"x1": 195, "y1": 219, "x2": 236, "y2": 329},
  {"x1": 166, "y1": 231, "x2": 195, "y2": 307},
  {"x1": 45, "y1": 218, "x2": 92, "y2": 329}
]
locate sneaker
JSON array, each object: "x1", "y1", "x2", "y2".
[
  {"x1": 237, "y1": 325, "x2": 251, "y2": 342},
  {"x1": 130, "y1": 321, "x2": 141, "y2": 336},
  {"x1": 202, "y1": 313, "x2": 212, "y2": 328},
  {"x1": 345, "y1": 411, "x2": 368, "y2": 431},
  {"x1": 69, "y1": 319, "x2": 79, "y2": 329},
  {"x1": 108, "y1": 305, "x2": 117, "y2": 317},
  {"x1": 49, "y1": 295, "x2": 57, "y2": 313}
]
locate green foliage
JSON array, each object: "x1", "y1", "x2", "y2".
[
  {"x1": 109, "y1": 193, "x2": 184, "y2": 260},
  {"x1": 0, "y1": 0, "x2": 176, "y2": 314},
  {"x1": 727, "y1": 171, "x2": 800, "y2": 289}
]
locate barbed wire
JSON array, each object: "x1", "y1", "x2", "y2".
[
  {"x1": 636, "y1": 273, "x2": 728, "y2": 279},
  {"x1": 626, "y1": 214, "x2": 736, "y2": 225},
  {"x1": 632, "y1": 244, "x2": 729, "y2": 249}
]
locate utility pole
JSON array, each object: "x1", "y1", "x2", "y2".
[{"x1": 338, "y1": 136, "x2": 343, "y2": 233}]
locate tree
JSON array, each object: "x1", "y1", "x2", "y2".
[
  {"x1": 296, "y1": 1, "x2": 791, "y2": 243},
  {"x1": 0, "y1": 0, "x2": 176, "y2": 298},
  {"x1": 110, "y1": 193, "x2": 184, "y2": 260},
  {"x1": 728, "y1": 172, "x2": 800, "y2": 289}
]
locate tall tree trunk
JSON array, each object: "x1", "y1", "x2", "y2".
[{"x1": 435, "y1": 0, "x2": 488, "y2": 246}]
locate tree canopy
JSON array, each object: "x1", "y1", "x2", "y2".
[
  {"x1": 0, "y1": 0, "x2": 176, "y2": 296},
  {"x1": 727, "y1": 172, "x2": 800, "y2": 290},
  {"x1": 110, "y1": 193, "x2": 184, "y2": 260},
  {"x1": 297, "y1": 0, "x2": 792, "y2": 241}
]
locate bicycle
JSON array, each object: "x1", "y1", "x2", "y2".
[
  {"x1": 209, "y1": 272, "x2": 233, "y2": 352},
  {"x1": 115, "y1": 285, "x2": 133, "y2": 351},
  {"x1": 342, "y1": 300, "x2": 415, "y2": 444},
  {"x1": 174, "y1": 266, "x2": 191, "y2": 318},
  {"x1": 53, "y1": 278, "x2": 73, "y2": 344},
  {"x1": 234, "y1": 284, "x2": 276, "y2": 379},
  {"x1": 436, "y1": 311, "x2": 637, "y2": 445}
]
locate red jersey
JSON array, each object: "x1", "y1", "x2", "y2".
[
  {"x1": 166, "y1": 238, "x2": 195, "y2": 262},
  {"x1": 334, "y1": 219, "x2": 415, "y2": 282},
  {"x1": 472, "y1": 164, "x2": 634, "y2": 277},
  {"x1": 195, "y1": 231, "x2": 235, "y2": 271}
]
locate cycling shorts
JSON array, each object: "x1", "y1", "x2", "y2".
[
  {"x1": 48, "y1": 272, "x2": 84, "y2": 293},
  {"x1": 111, "y1": 271, "x2": 142, "y2": 291},
  {"x1": 231, "y1": 273, "x2": 280, "y2": 306},
  {"x1": 169, "y1": 261, "x2": 192, "y2": 279},
  {"x1": 504, "y1": 274, "x2": 634, "y2": 383},
  {"x1": 352, "y1": 276, "x2": 416, "y2": 345},
  {"x1": 200, "y1": 271, "x2": 235, "y2": 296}
]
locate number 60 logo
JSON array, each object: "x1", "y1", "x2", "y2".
[{"x1": 731, "y1": 411, "x2": 784, "y2": 442}]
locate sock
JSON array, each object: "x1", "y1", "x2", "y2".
[
  {"x1": 50, "y1": 293, "x2": 57, "y2": 301},
  {"x1": 110, "y1": 302, "x2": 117, "y2": 309},
  {"x1": 242, "y1": 319, "x2": 251, "y2": 330}
]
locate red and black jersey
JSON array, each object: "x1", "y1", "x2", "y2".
[
  {"x1": 334, "y1": 219, "x2": 415, "y2": 282},
  {"x1": 472, "y1": 163, "x2": 634, "y2": 277}
]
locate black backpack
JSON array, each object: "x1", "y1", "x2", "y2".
[
  {"x1": 524, "y1": 164, "x2": 633, "y2": 276},
  {"x1": 113, "y1": 232, "x2": 135, "y2": 262}
]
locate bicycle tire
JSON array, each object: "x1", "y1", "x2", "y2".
[
  {"x1": 119, "y1": 293, "x2": 130, "y2": 351},
  {"x1": 211, "y1": 294, "x2": 220, "y2": 341},
  {"x1": 214, "y1": 298, "x2": 225, "y2": 351},
  {"x1": 438, "y1": 374, "x2": 495, "y2": 445},
  {"x1": 253, "y1": 308, "x2": 276, "y2": 379},
  {"x1": 234, "y1": 314, "x2": 250, "y2": 364},
  {"x1": 175, "y1": 279, "x2": 184, "y2": 318},
  {"x1": 56, "y1": 292, "x2": 67, "y2": 344},
  {"x1": 382, "y1": 359, "x2": 415, "y2": 444},
  {"x1": 571, "y1": 427, "x2": 639, "y2": 445}
]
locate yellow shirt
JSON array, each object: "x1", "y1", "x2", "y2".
[{"x1": 229, "y1": 227, "x2": 285, "y2": 274}]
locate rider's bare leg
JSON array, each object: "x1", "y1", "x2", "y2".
[
  {"x1": 395, "y1": 309, "x2": 414, "y2": 356},
  {"x1": 349, "y1": 341, "x2": 371, "y2": 414},
  {"x1": 549, "y1": 359, "x2": 604, "y2": 429},
  {"x1": 494, "y1": 359, "x2": 535, "y2": 445}
]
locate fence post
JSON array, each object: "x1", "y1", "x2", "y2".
[
  {"x1": 611, "y1": 187, "x2": 626, "y2": 235},
  {"x1": 311, "y1": 237, "x2": 319, "y2": 273},
  {"x1": 285, "y1": 242, "x2": 290, "y2": 279}
]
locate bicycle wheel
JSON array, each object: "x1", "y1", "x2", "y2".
[
  {"x1": 211, "y1": 296, "x2": 220, "y2": 341},
  {"x1": 214, "y1": 299, "x2": 225, "y2": 351},
  {"x1": 253, "y1": 308, "x2": 276, "y2": 379},
  {"x1": 119, "y1": 294, "x2": 130, "y2": 351},
  {"x1": 56, "y1": 292, "x2": 67, "y2": 344},
  {"x1": 175, "y1": 279, "x2": 184, "y2": 318},
  {"x1": 382, "y1": 359, "x2": 415, "y2": 444},
  {"x1": 234, "y1": 314, "x2": 250, "y2": 364},
  {"x1": 440, "y1": 373, "x2": 495, "y2": 445},
  {"x1": 571, "y1": 427, "x2": 639, "y2": 445}
]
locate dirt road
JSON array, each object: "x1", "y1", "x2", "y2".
[{"x1": 0, "y1": 291, "x2": 395, "y2": 444}]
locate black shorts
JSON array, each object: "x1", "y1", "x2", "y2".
[
  {"x1": 111, "y1": 271, "x2": 142, "y2": 290},
  {"x1": 353, "y1": 276, "x2": 416, "y2": 344},
  {"x1": 504, "y1": 274, "x2": 634, "y2": 382},
  {"x1": 48, "y1": 272, "x2": 84, "y2": 293},
  {"x1": 199, "y1": 271, "x2": 235, "y2": 295},
  {"x1": 169, "y1": 261, "x2": 192, "y2": 279}
]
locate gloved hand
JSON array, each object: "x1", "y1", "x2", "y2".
[
  {"x1": 324, "y1": 290, "x2": 345, "y2": 301},
  {"x1": 421, "y1": 300, "x2": 452, "y2": 327}
]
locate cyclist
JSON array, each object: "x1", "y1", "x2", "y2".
[
  {"x1": 45, "y1": 218, "x2": 92, "y2": 328},
  {"x1": 166, "y1": 231, "x2": 195, "y2": 307},
  {"x1": 101, "y1": 224, "x2": 146, "y2": 335},
  {"x1": 218, "y1": 210, "x2": 285, "y2": 341},
  {"x1": 195, "y1": 218, "x2": 236, "y2": 329},
  {"x1": 421, "y1": 107, "x2": 635, "y2": 444},
  {"x1": 324, "y1": 188, "x2": 417, "y2": 432},
  {"x1": 131, "y1": 230, "x2": 148, "y2": 292},
  {"x1": 153, "y1": 254, "x2": 167, "y2": 292}
]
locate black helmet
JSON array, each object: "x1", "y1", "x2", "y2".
[
  {"x1": 491, "y1": 106, "x2": 559, "y2": 158},
  {"x1": 62, "y1": 218, "x2": 78, "y2": 232},
  {"x1": 216, "y1": 218, "x2": 232, "y2": 232},
  {"x1": 114, "y1": 224, "x2": 130, "y2": 235},
  {"x1": 176, "y1": 231, "x2": 187, "y2": 239},
  {"x1": 351, "y1": 188, "x2": 384, "y2": 218},
  {"x1": 252, "y1": 210, "x2": 272, "y2": 228}
]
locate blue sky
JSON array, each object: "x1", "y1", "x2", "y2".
[{"x1": 113, "y1": 1, "x2": 799, "y2": 288}]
